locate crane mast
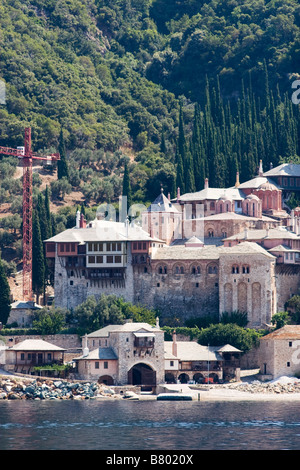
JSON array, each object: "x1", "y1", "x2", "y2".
[{"x1": 0, "y1": 127, "x2": 60, "y2": 301}]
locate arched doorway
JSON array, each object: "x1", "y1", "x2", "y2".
[
  {"x1": 128, "y1": 363, "x2": 156, "y2": 386},
  {"x1": 178, "y1": 373, "x2": 189, "y2": 384},
  {"x1": 98, "y1": 375, "x2": 114, "y2": 385},
  {"x1": 165, "y1": 373, "x2": 176, "y2": 384},
  {"x1": 193, "y1": 373, "x2": 205, "y2": 384}
]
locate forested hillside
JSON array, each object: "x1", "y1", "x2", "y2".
[
  {"x1": 1, "y1": 0, "x2": 300, "y2": 198},
  {"x1": 1, "y1": 0, "x2": 300, "y2": 297}
]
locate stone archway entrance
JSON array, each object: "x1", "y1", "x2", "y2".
[
  {"x1": 128, "y1": 363, "x2": 156, "y2": 386},
  {"x1": 98, "y1": 375, "x2": 114, "y2": 385},
  {"x1": 165, "y1": 373, "x2": 176, "y2": 384},
  {"x1": 178, "y1": 373, "x2": 189, "y2": 384}
]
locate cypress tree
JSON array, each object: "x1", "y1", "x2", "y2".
[
  {"x1": 0, "y1": 258, "x2": 11, "y2": 325},
  {"x1": 122, "y1": 160, "x2": 132, "y2": 211},
  {"x1": 32, "y1": 210, "x2": 45, "y2": 299},
  {"x1": 37, "y1": 193, "x2": 48, "y2": 242},
  {"x1": 160, "y1": 129, "x2": 166, "y2": 154},
  {"x1": 57, "y1": 127, "x2": 69, "y2": 180},
  {"x1": 176, "y1": 151, "x2": 185, "y2": 194},
  {"x1": 184, "y1": 147, "x2": 195, "y2": 193},
  {"x1": 44, "y1": 185, "x2": 52, "y2": 238}
]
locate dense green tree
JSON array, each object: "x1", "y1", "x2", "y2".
[
  {"x1": 122, "y1": 160, "x2": 133, "y2": 211},
  {"x1": 57, "y1": 128, "x2": 69, "y2": 181},
  {"x1": 198, "y1": 323, "x2": 261, "y2": 353},
  {"x1": 0, "y1": 258, "x2": 11, "y2": 325},
  {"x1": 32, "y1": 307, "x2": 68, "y2": 335},
  {"x1": 32, "y1": 210, "x2": 45, "y2": 298}
]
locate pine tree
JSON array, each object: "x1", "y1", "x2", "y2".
[
  {"x1": 57, "y1": 127, "x2": 69, "y2": 180},
  {"x1": 32, "y1": 210, "x2": 45, "y2": 298},
  {"x1": 0, "y1": 259, "x2": 11, "y2": 325}
]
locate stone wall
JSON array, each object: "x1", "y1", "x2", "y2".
[
  {"x1": 109, "y1": 330, "x2": 165, "y2": 385},
  {"x1": 54, "y1": 244, "x2": 135, "y2": 309},
  {"x1": 275, "y1": 264, "x2": 300, "y2": 311},
  {"x1": 219, "y1": 252, "x2": 276, "y2": 328},
  {"x1": 133, "y1": 260, "x2": 219, "y2": 324},
  {"x1": 2, "y1": 334, "x2": 81, "y2": 349},
  {"x1": 257, "y1": 337, "x2": 300, "y2": 379}
]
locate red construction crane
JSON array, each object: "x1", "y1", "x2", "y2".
[{"x1": 0, "y1": 127, "x2": 60, "y2": 301}]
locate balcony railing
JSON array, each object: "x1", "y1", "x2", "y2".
[{"x1": 134, "y1": 339, "x2": 155, "y2": 348}]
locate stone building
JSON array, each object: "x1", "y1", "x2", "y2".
[
  {"x1": 134, "y1": 241, "x2": 277, "y2": 328},
  {"x1": 164, "y1": 331, "x2": 241, "y2": 384},
  {"x1": 44, "y1": 162, "x2": 300, "y2": 329},
  {"x1": 258, "y1": 325, "x2": 300, "y2": 380},
  {"x1": 4, "y1": 339, "x2": 66, "y2": 375},
  {"x1": 45, "y1": 216, "x2": 163, "y2": 310},
  {"x1": 74, "y1": 320, "x2": 165, "y2": 388},
  {"x1": 7, "y1": 301, "x2": 42, "y2": 328}
]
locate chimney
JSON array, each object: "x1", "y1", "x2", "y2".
[
  {"x1": 80, "y1": 213, "x2": 86, "y2": 228},
  {"x1": 235, "y1": 172, "x2": 240, "y2": 187},
  {"x1": 168, "y1": 192, "x2": 170, "y2": 201},
  {"x1": 172, "y1": 330, "x2": 177, "y2": 357},
  {"x1": 156, "y1": 317, "x2": 160, "y2": 329},
  {"x1": 204, "y1": 178, "x2": 209, "y2": 189},
  {"x1": 177, "y1": 187, "x2": 180, "y2": 203},
  {"x1": 258, "y1": 159, "x2": 263, "y2": 177},
  {"x1": 83, "y1": 334, "x2": 89, "y2": 357},
  {"x1": 244, "y1": 228, "x2": 248, "y2": 239}
]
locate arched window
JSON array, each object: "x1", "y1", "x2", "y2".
[
  {"x1": 232, "y1": 265, "x2": 239, "y2": 274},
  {"x1": 208, "y1": 265, "x2": 218, "y2": 275},
  {"x1": 175, "y1": 266, "x2": 184, "y2": 274},
  {"x1": 164, "y1": 266, "x2": 168, "y2": 274},
  {"x1": 192, "y1": 266, "x2": 201, "y2": 275},
  {"x1": 242, "y1": 265, "x2": 250, "y2": 274},
  {"x1": 158, "y1": 266, "x2": 163, "y2": 274}
]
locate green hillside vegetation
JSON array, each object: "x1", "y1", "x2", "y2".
[{"x1": 1, "y1": 0, "x2": 300, "y2": 298}]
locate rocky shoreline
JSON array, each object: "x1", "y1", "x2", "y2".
[
  {"x1": 1, "y1": 374, "x2": 300, "y2": 401},
  {"x1": 0, "y1": 377, "x2": 126, "y2": 400}
]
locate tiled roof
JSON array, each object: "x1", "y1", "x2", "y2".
[
  {"x1": 153, "y1": 241, "x2": 275, "y2": 260},
  {"x1": 263, "y1": 163, "x2": 300, "y2": 178},
  {"x1": 260, "y1": 325, "x2": 300, "y2": 340},
  {"x1": 87, "y1": 322, "x2": 161, "y2": 338},
  {"x1": 11, "y1": 301, "x2": 42, "y2": 310},
  {"x1": 45, "y1": 219, "x2": 162, "y2": 243},
  {"x1": 224, "y1": 227, "x2": 299, "y2": 241},
  {"x1": 10, "y1": 339, "x2": 65, "y2": 351},
  {"x1": 164, "y1": 341, "x2": 224, "y2": 361},
  {"x1": 237, "y1": 176, "x2": 281, "y2": 190},
  {"x1": 77, "y1": 347, "x2": 118, "y2": 360},
  {"x1": 174, "y1": 187, "x2": 245, "y2": 202},
  {"x1": 147, "y1": 191, "x2": 179, "y2": 213}
]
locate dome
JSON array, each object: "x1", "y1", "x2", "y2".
[
  {"x1": 258, "y1": 182, "x2": 278, "y2": 191},
  {"x1": 245, "y1": 194, "x2": 260, "y2": 201}
]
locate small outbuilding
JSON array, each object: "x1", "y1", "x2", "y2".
[
  {"x1": 4, "y1": 339, "x2": 66, "y2": 375},
  {"x1": 259, "y1": 325, "x2": 300, "y2": 380},
  {"x1": 8, "y1": 301, "x2": 42, "y2": 328}
]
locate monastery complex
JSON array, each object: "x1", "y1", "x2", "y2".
[{"x1": 44, "y1": 161, "x2": 300, "y2": 329}]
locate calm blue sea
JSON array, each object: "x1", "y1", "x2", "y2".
[{"x1": 0, "y1": 399, "x2": 300, "y2": 451}]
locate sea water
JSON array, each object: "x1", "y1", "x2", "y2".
[{"x1": 0, "y1": 399, "x2": 300, "y2": 450}]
